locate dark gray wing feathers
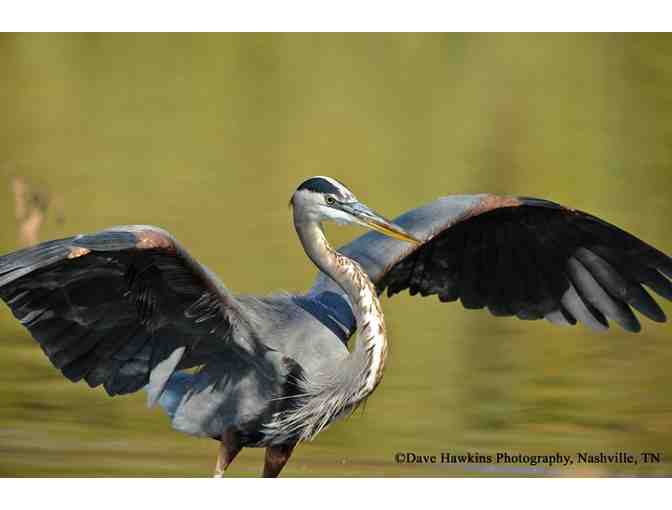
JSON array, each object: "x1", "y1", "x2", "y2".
[
  {"x1": 342, "y1": 195, "x2": 672, "y2": 333},
  {"x1": 0, "y1": 226, "x2": 241, "y2": 403}
]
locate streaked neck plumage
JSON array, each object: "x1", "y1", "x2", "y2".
[
  {"x1": 264, "y1": 216, "x2": 389, "y2": 442},
  {"x1": 295, "y1": 218, "x2": 388, "y2": 398}
]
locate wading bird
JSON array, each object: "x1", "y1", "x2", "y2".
[{"x1": 1, "y1": 176, "x2": 671, "y2": 476}]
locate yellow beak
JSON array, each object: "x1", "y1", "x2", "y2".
[{"x1": 342, "y1": 202, "x2": 422, "y2": 245}]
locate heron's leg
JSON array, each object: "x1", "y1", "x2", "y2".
[
  {"x1": 262, "y1": 443, "x2": 296, "y2": 478},
  {"x1": 213, "y1": 427, "x2": 242, "y2": 478}
]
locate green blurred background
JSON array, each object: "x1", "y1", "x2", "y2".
[{"x1": 1, "y1": 33, "x2": 672, "y2": 476}]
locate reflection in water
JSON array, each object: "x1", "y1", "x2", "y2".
[{"x1": 1, "y1": 33, "x2": 672, "y2": 476}]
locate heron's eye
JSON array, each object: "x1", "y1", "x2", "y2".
[{"x1": 326, "y1": 196, "x2": 336, "y2": 206}]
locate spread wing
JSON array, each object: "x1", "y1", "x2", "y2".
[
  {"x1": 0, "y1": 225, "x2": 272, "y2": 405},
  {"x1": 336, "y1": 195, "x2": 672, "y2": 332}
]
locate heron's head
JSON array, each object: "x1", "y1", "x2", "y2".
[{"x1": 291, "y1": 176, "x2": 420, "y2": 245}]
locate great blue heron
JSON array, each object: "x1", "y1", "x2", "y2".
[{"x1": 1, "y1": 176, "x2": 671, "y2": 476}]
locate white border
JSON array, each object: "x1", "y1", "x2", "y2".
[
  {"x1": 2, "y1": 0, "x2": 672, "y2": 31},
  {"x1": 1, "y1": 478, "x2": 668, "y2": 510}
]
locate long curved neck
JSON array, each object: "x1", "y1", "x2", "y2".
[{"x1": 295, "y1": 218, "x2": 388, "y2": 398}]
